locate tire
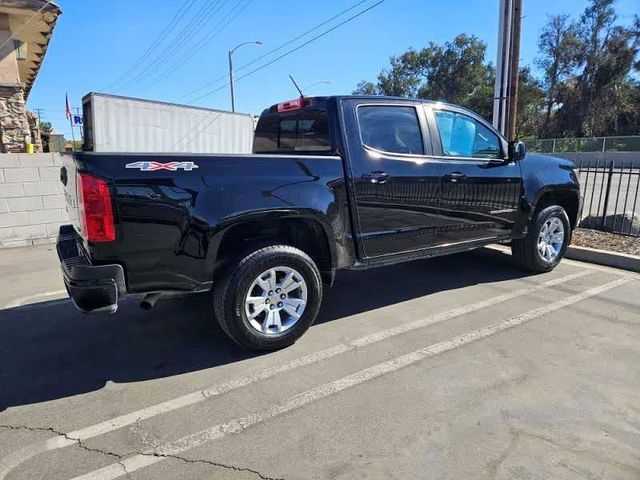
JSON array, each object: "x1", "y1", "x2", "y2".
[
  {"x1": 512, "y1": 205, "x2": 571, "y2": 273},
  {"x1": 213, "y1": 245, "x2": 323, "y2": 351}
]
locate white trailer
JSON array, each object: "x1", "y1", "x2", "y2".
[{"x1": 82, "y1": 93, "x2": 254, "y2": 154}]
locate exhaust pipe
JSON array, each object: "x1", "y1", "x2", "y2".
[{"x1": 140, "y1": 293, "x2": 162, "y2": 310}]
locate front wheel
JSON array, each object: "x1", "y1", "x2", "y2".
[
  {"x1": 213, "y1": 245, "x2": 323, "y2": 351},
  {"x1": 512, "y1": 205, "x2": 571, "y2": 273}
]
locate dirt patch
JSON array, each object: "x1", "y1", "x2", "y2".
[{"x1": 572, "y1": 229, "x2": 640, "y2": 256}]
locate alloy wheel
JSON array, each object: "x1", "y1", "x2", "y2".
[
  {"x1": 537, "y1": 216, "x2": 565, "y2": 262},
  {"x1": 244, "y1": 266, "x2": 308, "y2": 335}
]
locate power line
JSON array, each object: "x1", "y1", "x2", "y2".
[
  {"x1": 134, "y1": 0, "x2": 253, "y2": 92},
  {"x1": 116, "y1": 0, "x2": 226, "y2": 91},
  {"x1": 116, "y1": 0, "x2": 227, "y2": 92},
  {"x1": 189, "y1": 0, "x2": 385, "y2": 104},
  {"x1": 176, "y1": 0, "x2": 371, "y2": 103},
  {"x1": 176, "y1": 0, "x2": 384, "y2": 147},
  {"x1": 103, "y1": 0, "x2": 198, "y2": 91},
  {"x1": 33, "y1": 108, "x2": 45, "y2": 124},
  {"x1": 0, "y1": 0, "x2": 54, "y2": 51}
]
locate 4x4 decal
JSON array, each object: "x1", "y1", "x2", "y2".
[{"x1": 125, "y1": 161, "x2": 199, "y2": 171}]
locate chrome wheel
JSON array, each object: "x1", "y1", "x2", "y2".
[
  {"x1": 537, "y1": 216, "x2": 565, "y2": 263},
  {"x1": 244, "y1": 266, "x2": 308, "y2": 335}
]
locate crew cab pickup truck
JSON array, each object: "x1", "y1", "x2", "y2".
[{"x1": 58, "y1": 95, "x2": 580, "y2": 350}]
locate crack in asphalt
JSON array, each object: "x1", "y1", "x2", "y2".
[
  {"x1": 0, "y1": 424, "x2": 132, "y2": 479},
  {"x1": 0, "y1": 424, "x2": 283, "y2": 480},
  {"x1": 145, "y1": 451, "x2": 284, "y2": 480}
]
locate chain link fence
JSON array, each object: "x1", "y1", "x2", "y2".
[{"x1": 527, "y1": 136, "x2": 640, "y2": 154}]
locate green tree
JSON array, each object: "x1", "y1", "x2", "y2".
[
  {"x1": 535, "y1": 15, "x2": 583, "y2": 137},
  {"x1": 353, "y1": 81, "x2": 378, "y2": 95},
  {"x1": 612, "y1": 79, "x2": 640, "y2": 135},
  {"x1": 533, "y1": 0, "x2": 639, "y2": 137},
  {"x1": 353, "y1": 34, "x2": 495, "y2": 121},
  {"x1": 516, "y1": 67, "x2": 546, "y2": 139},
  {"x1": 558, "y1": 0, "x2": 640, "y2": 136},
  {"x1": 416, "y1": 35, "x2": 490, "y2": 112},
  {"x1": 39, "y1": 121, "x2": 53, "y2": 134},
  {"x1": 574, "y1": 0, "x2": 618, "y2": 135},
  {"x1": 355, "y1": 1, "x2": 639, "y2": 139}
]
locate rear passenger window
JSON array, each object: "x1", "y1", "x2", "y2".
[
  {"x1": 253, "y1": 109, "x2": 331, "y2": 153},
  {"x1": 358, "y1": 106, "x2": 424, "y2": 155}
]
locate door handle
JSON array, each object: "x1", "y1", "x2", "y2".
[
  {"x1": 362, "y1": 171, "x2": 389, "y2": 184},
  {"x1": 445, "y1": 171, "x2": 466, "y2": 183}
]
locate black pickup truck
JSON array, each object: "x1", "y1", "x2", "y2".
[{"x1": 58, "y1": 95, "x2": 580, "y2": 350}]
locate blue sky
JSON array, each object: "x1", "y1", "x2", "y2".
[{"x1": 27, "y1": 0, "x2": 638, "y2": 138}]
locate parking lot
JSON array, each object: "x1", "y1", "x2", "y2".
[{"x1": 0, "y1": 244, "x2": 639, "y2": 480}]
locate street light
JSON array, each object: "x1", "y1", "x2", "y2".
[
  {"x1": 228, "y1": 40, "x2": 262, "y2": 112},
  {"x1": 303, "y1": 80, "x2": 331, "y2": 92}
]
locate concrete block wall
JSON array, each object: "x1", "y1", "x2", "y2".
[{"x1": 0, "y1": 153, "x2": 69, "y2": 248}]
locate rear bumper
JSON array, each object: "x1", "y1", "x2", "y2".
[{"x1": 57, "y1": 225, "x2": 126, "y2": 313}]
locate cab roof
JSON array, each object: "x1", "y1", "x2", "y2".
[{"x1": 261, "y1": 95, "x2": 468, "y2": 116}]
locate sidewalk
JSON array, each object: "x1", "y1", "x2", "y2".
[{"x1": 0, "y1": 244, "x2": 66, "y2": 309}]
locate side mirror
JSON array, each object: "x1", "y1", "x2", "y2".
[{"x1": 509, "y1": 141, "x2": 526, "y2": 161}]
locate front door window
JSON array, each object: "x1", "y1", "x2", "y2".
[{"x1": 433, "y1": 110, "x2": 501, "y2": 159}]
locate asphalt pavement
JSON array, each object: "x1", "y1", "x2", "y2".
[{"x1": 0, "y1": 244, "x2": 638, "y2": 480}]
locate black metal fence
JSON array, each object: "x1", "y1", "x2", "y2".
[{"x1": 576, "y1": 159, "x2": 640, "y2": 237}]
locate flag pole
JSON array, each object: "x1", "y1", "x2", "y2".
[
  {"x1": 66, "y1": 93, "x2": 76, "y2": 151},
  {"x1": 68, "y1": 116, "x2": 75, "y2": 151}
]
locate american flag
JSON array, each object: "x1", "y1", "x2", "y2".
[{"x1": 65, "y1": 93, "x2": 72, "y2": 121}]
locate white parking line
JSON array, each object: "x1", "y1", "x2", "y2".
[
  {"x1": 70, "y1": 276, "x2": 632, "y2": 480},
  {"x1": 0, "y1": 270, "x2": 594, "y2": 480}
]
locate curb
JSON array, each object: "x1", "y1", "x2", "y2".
[{"x1": 565, "y1": 245, "x2": 640, "y2": 273}]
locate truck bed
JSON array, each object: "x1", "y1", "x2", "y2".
[{"x1": 62, "y1": 152, "x2": 350, "y2": 294}]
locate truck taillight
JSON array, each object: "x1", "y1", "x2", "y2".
[
  {"x1": 77, "y1": 172, "x2": 115, "y2": 242},
  {"x1": 277, "y1": 97, "x2": 305, "y2": 112}
]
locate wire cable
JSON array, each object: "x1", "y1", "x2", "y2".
[
  {"x1": 103, "y1": 0, "x2": 198, "y2": 91},
  {"x1": 134, "y1": 0, "x2": 252, "y2": 92},
  {"x1": 117, "y1": 0, "x2": 227, "y2": 91},
  {"x1": 175, "y1": 0, "x2": 385, "y2": 147},
  {"x1": 176, "y1": 0, "x2": 371, "y2": 103},
  {"x1": 189, "y1": 0, "x2": 385, "y2": 104}
]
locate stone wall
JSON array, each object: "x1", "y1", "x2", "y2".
[
  {"x1": 0, "y1": 152, "x2": 69, "y2": 248},
  {"x1": 0, "y1": 86, "x2": 33, "y2": 153}
]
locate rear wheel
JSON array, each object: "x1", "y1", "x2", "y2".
[
  {"x1": 214, "y1": 245, "x2": 322, "y2": 350},
  {"x1": 512, "y1": 205, "x2": 571, "y2": 273}
]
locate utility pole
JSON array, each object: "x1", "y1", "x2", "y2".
[
  {"x1": 493, "y1": 0, "x2": 511, "y2": 136},
  {"x1": 493, "y1": 0, "x2": 522, "y2": 140},
  {"x1": 507, "y1": 0, "x2": 522, "y2": 141},
  {"x1": 34, "y1": 108, "x2": 44, "y2": 124},
  {"x1": 68, "y1": 115, "x2": 75, "y2": 151}
]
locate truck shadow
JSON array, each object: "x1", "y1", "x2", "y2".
[{"x1": 0, "y1": 247, "x2": 529, "y2": 410}]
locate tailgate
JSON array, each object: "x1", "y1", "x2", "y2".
[{"x1": 60, "y1": 154, "x2": 81, "y2": 234}]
